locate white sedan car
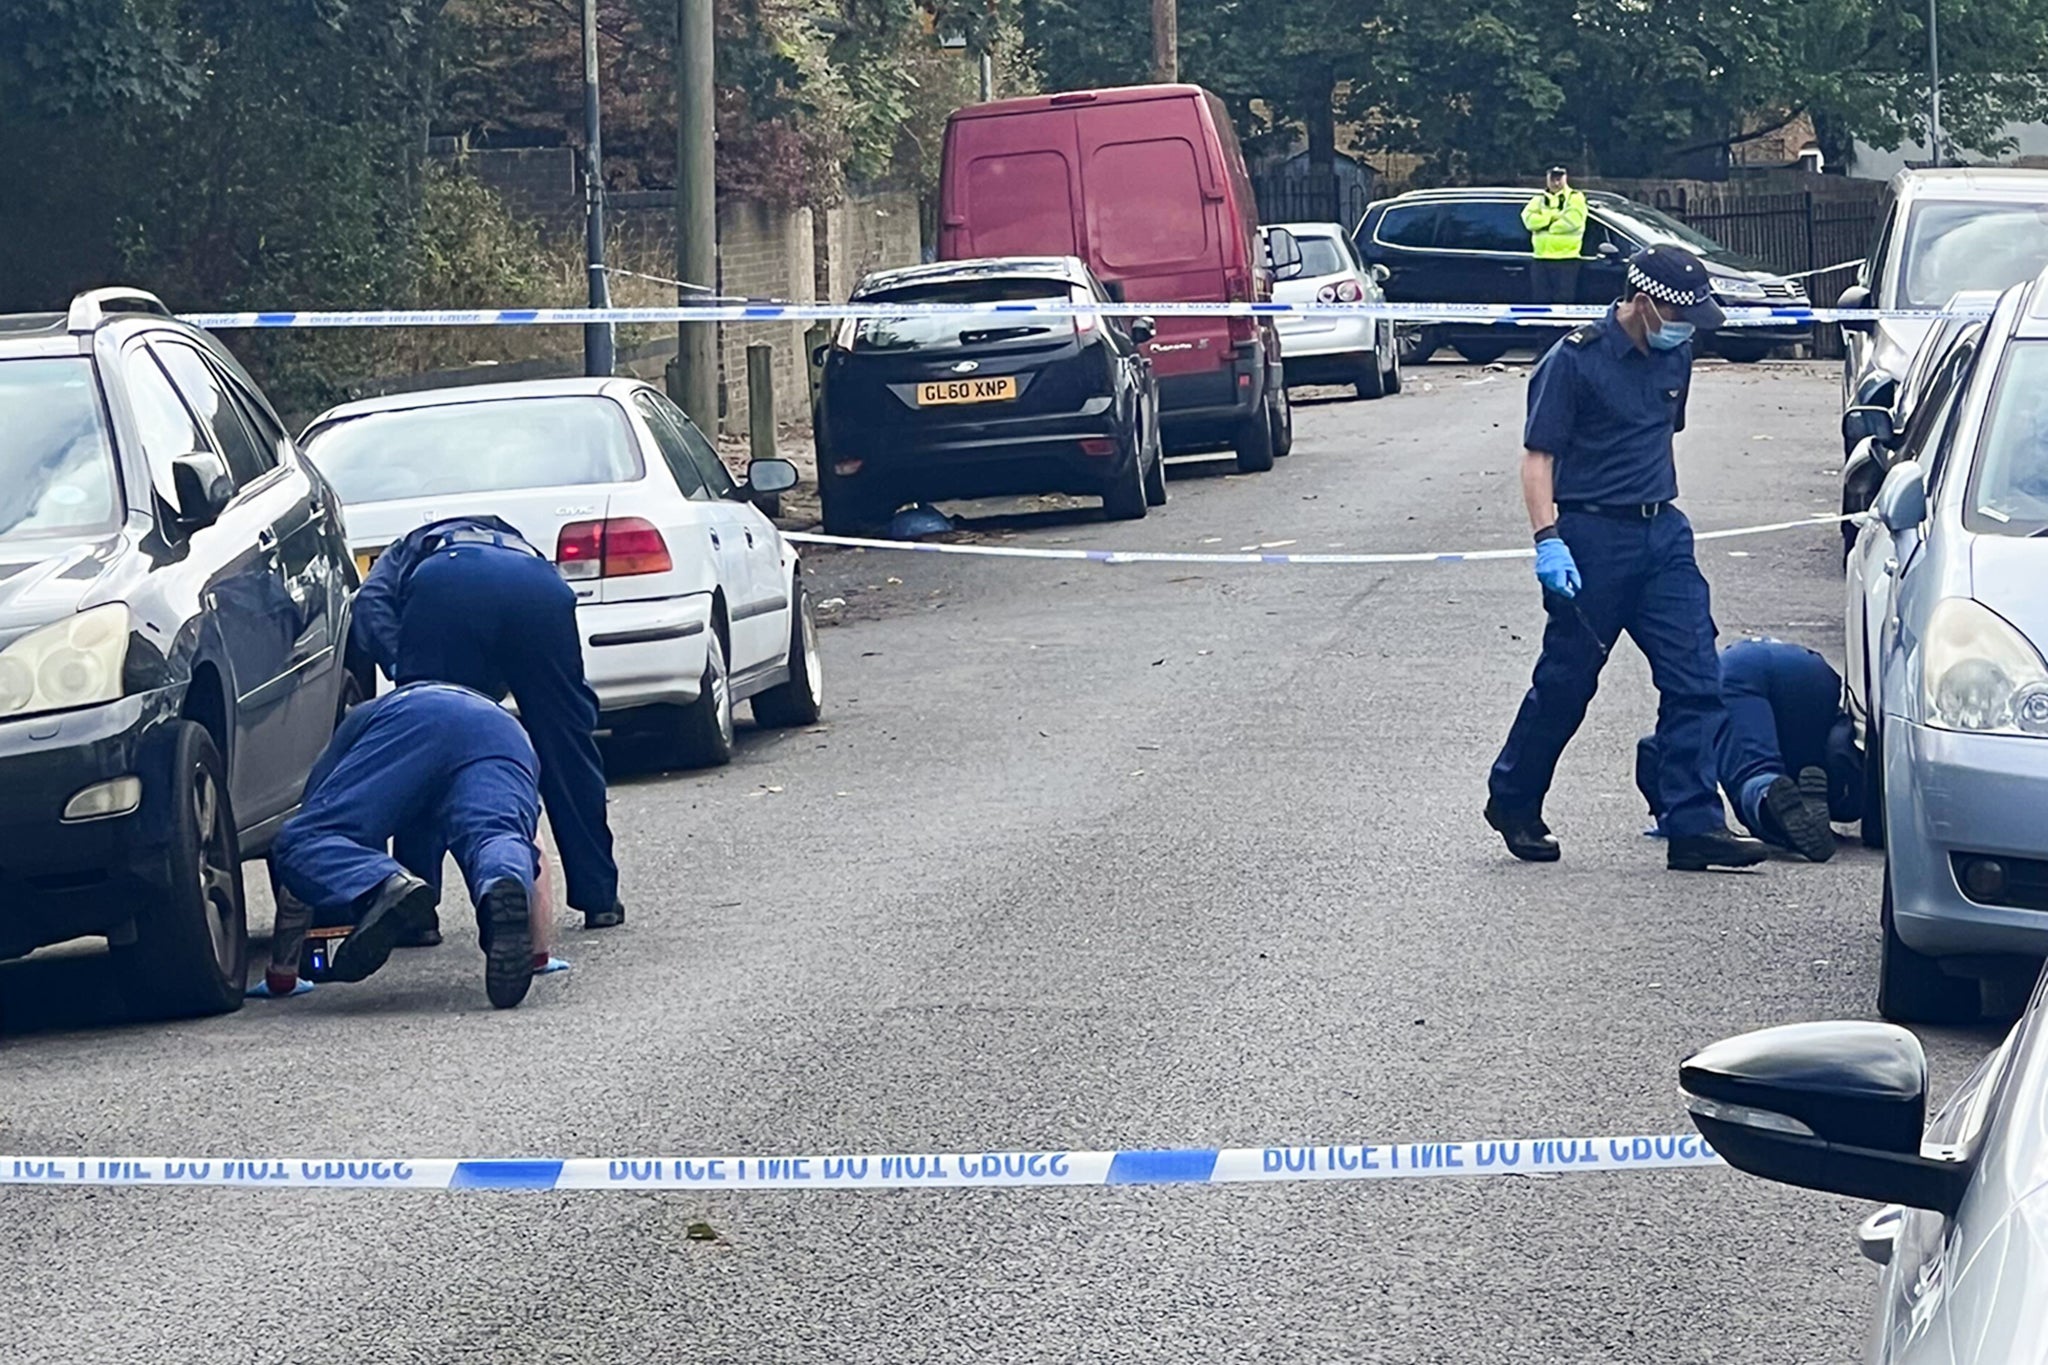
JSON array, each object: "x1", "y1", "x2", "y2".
[
  {"x1": 301, "y1": 378, "x2": 822, "y2": 768},
  {"x1": 1267, "y1": 221, "x2": 1401, "y2": 399}
]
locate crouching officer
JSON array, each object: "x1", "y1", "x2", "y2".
[
  {"x1": 1485, "y1": 245, "x2": 1767, "y2": 872},
  {"x1": 1637, "y1": 637, "x2": 1862, "y2": 861},
  {"x1": 353, "y1": 515, "x2": 622, "y2": 934},
  {"x1": 269, "y1": 682, "x2": 544, "y2": 1009}
]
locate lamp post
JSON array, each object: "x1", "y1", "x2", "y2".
[
  {"x1": 581, "y1": 0, "x2": 615, "y2": 376},
  {"x1": 1927, "y1": 0, "x2": 1943, "y2": 167}
]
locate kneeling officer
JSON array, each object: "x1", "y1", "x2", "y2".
[
  {"x1": 354, "y1": 515, "x2": 621, "y2": 932},
  {"x1": 270, "y1": 682, "x2": 543, "y2": 1009}
]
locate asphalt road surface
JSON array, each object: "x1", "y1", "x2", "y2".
[{"x1": 1, "y1": 357, "x2": 2001, "y2": 1363}]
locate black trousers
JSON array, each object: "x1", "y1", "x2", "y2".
[{"x1": 1529, "y1": 259, "x2": 1581, "y2": 304}]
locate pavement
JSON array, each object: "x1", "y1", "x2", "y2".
[{"x1": 0, "y1": 357, "x2": 2001, "y2": 1363}]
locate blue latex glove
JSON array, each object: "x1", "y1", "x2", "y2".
[
  {"x1": 1534, "y1": 537, "x2": 1581, "y2": 598},
  {"x1": 536, "y1": 956, "x2": 571, "y2": 975},
  {"x1": 246, "y1": 976, "x2": 314, "y2": 999}
]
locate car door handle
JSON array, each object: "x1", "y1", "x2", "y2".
[
  {"x1": 709, "y1": 530, "x2": 721, "y2": 548},
  {"x1": 1883, "y1": 556, "x2": 1899, "y2": 577},
  {"x1": 257, "y1": 528, "x2": 279, "y2": 553},
  {"x1": 745, "y1": 529, "x2": 756, "y2": 547}
]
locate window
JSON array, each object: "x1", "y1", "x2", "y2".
[
  {"x1": 125, "y1": 347, "x2": 213, "y2": 490},
  {"x1": 850, "y1": 279, "x2": 1079, "y2": 351},
  {"x1": 666, "y1": 398, "x2": 737, "y2": 499},
  {"x1": 1896, "y1": 200, "x2": 2048, "y2": 309},
  {"x1": 1375, "y1": 205, "x2": 1438, "y2": 249},
  {"x1": 301, "y1": 396, "x2": 643, "y2": 505},
  {"x1": 1295, "y1": 235, "x2": 1350, "y2": 278},
  {"x1": 633, "y1": 391, "x2": 708, "y2": 499},
  {"x1": 153, "y1": 340, "x2": 273, "y2": 486},
  {"x1": 1089, "y1": 138, "x2": 1210, "y2": 269},
  {"x1": 1435, "y1": 201, "x2": 1532, "y2": 255},
  {"x1": 1965, "y1": 341, "x2": 2048, "y2": 534},
  {"x1": 1922, "y1": 342, "x2": 1980, "y2": 499},
  {"x1": 1863, "y1": 203, "x2": 1898, "y2": 291},
  {"x1": 0, "y1": 358, "x2": 121, "y2": 544}
]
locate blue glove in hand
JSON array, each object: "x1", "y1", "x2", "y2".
[{"x1": 1534, "y1": 537, "x2": 1581, "y2": 598}]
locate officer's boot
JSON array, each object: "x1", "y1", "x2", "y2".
[{"x1": 1484, "y1": 801, "x2": 1561, "y2": 863}]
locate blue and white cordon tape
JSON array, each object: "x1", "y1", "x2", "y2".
[
  {"x1": 178, "y1": 299, "x2": 1985, "y2": 331},
  {"x1": 0, "y1": 1131, "x2": 1722, "y2": 1192},
  {"x1": 786, "y1": 513, "x2": 1854, "y2": 565}
]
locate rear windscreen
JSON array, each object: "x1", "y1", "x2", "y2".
[
  {"x1": 303, "y1": 395, "x2": 644, "y2": 504},
  {"x1": 1296, "y1": 236, "x2": 1350, "y2": 277},
  {"x1": 1090, "y1": 138, "x2": 1210, "y2": 269},
  {"x1": 0, "y1": 357, "x2": 121, "y2": 545},
  {"x1": 967, "y1": 152, "x2": 1080, "y2": 257},
  {"x1": 851, "y1": 280, "x2": 1082, "y2": 350}
]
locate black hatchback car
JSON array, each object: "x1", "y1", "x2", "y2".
[
  {"x1": 0, "y1": 289, "x2": 360, "y2": 1019},
  {"x1": 813, "y1": 257, "x2": 1164, "y2": 534},
  {"x1": 1353, "y1": 187, "x2": 1811, "y2": 365}
]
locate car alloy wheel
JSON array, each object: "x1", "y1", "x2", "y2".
[{"x1": 192, "y1": 764, "x2": 238, "y2": 977}]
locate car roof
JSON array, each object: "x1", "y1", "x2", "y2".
[
  {"x1": 307, "y1": 376, "x2": 651, "y2": 426},
  {"x1": 0, "y1": 313, "x2": 82, "y2": 359},
  {"x1": 854, "y1": 257, "x2": 1089, "y2": 296},
  {"x1": 1895, "y1": 166, "x2": 2048, "y2": 200},
  {"x1": 1375, "y1": 186, "x2": 1634, "y2": 206},
  {"x1": 1269, "y1": 221, "x2": 1348, "y2": 238}
]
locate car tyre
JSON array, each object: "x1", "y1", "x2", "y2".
[
  {"x1": 1860, "y1": 716, "x2": 1885, "y2": 850},
  {"x1": 1397, "y1": 325, "x2": 1436, "y2": 365},
  {"x1": 114, "y1": 721, "x2": 247, "y2": 1020},
  {"x1": 1453, "y1": 339, "x2": 1511, "y2": 365},
  {"x1": 1101, "y1": 439, "x2": 1149, "y2": 521},
  {"x1": 1234, "y1": 399, "x2": 1276, "y2": 474},
  {"x1": 1141, "y1": 421, "x2": 1168, "y2": 507},
  {"x1": 1715, "y1": 338, "x2": 1774, "y2": 365},
  {"x1": 1270, "y1": 382, "x2": 1294, "y2": 458},
  {"x1": 668, "y1": 627, "x2": 735, "y2": 767},
  {"x1": 1383, "y1": 325, "x2": 1403, "y2": 394},
  {"x1": 1878, "y1": 864, "x2": 1980, "y2": 1025},
  {"x1": 819, "y1": 483, "x2": 880, "y2": 539},
  {"x1": 752, "y1": 578, "x2": 824, "y2": 728},
  {"x1": 1356, "y1": 347, "x2": 1388, "y2": 400}
]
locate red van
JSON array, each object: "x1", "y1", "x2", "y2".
[{"x1": 938, "y1": 84, "x2": 1294, "y2": 473}]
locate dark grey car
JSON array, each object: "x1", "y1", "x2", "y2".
[{"x1": 0, "y1": 289, "x2": 361, "y2": 1019}]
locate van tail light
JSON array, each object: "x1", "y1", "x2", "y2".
[
  {"x1": 1225, "y1": 268, "x2": 1256, "y2": 343},
  {"x1": 556, "y1": 517, "x2": 673, "y2": 579},
  {"x1": 1229, "y1": 315, "x2": 1257, "y2": 344}
]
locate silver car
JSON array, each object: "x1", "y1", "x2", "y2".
[
  {"x1": 1838, "y1": 167, "x2": 2048, "y2": 427},
  {"x1": 1848, "y1": 272, "x2": 2048, "y2": 1023},
  {"x1": 1682, "y1": 1004, "x2": 2042, "y2": 1362},
  {"x1": 1266, "y1": 221, "x2": 1401, "y2": 399}
]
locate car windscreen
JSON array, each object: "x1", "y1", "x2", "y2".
[
  {"x1": 0, "y1": 358, "x2": 122, "y2": 546},
  {"x1": 303, "y1": 395, "x2": 643, "y2": 505},
  {"x1": 1598, "y1": 202, "x2": 1767, "y2": 270},
  {"x1": 1965, "y1": 341, "x2": 2048, "y2": 534},
  {"x1": 849, "y1": 279, "x2": 1082, "y2": 350},
  {"x1": 1898, "y1": 200, "x2": 2048, "y2": 309},
  {"x1": 1295, "y1": 236, "x2": 1350, "y2": 277}
]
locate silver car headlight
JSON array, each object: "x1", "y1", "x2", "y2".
[
  {"x1": 1716, "y1": 278, "x2": 1767, "y2": 301},
  {"x1": 0, "y1": 604, "x2": 131, "y2": 721},
  {"x1": 1921, "y1": 598, "x2": 2048, "y2": 736}
]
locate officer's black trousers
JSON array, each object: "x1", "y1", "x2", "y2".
[{"x1": 393, "y1": 544, "x2": 619, "y2": 914}]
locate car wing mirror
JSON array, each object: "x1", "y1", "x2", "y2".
[
  {"x1": 1370, "y1": 263, "x2": 1391, "y2": 284},
  {"x1": 1264, "y1": 227, "x2": 1304, "y2": 281},
  {"x1": 1596, "y1": 241, "x2": 1621, "y2": 258},
  {"x1": 170, "y1": 450, "x2": 234, "y2": 529},
  {"x1": 1837, "y1": 283, "x2": 1876, "y2": 334},
  {"x1": 1875, "y1": 459, "x2": 1928, "y2": 533},
  {"x1": 1681, "y1": 1020, "x2": 1968, "y2": 1216},
  {"x1": 745, "y1": 457, "x2": 800, "y2": 497},
  {"x1": 1130, "y1": 316, "x2": 1157, "y2": 346},
  {"x1": 1842, "y1": 403, "x2": 1897, "y2": 449}
]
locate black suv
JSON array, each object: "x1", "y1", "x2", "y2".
[
  {"x1": 0, "y1": 289, "x2": 360, "y2": 1019},
  {"x1": 1353, "y1": 188, "x2": 1811, "y2": 365}
]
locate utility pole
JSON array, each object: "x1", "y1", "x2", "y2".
[
  {"x1": 670, "y1": 0, "x2": 719, "y2": 429},
  {"x1": 1151, "y1": 0, "x2": 1177, "y2": 83},
  {"x1": 1926, "y1": 0, "x2": 1943, "y2": 167},
  {"x1": 978, "y1": 47, "x2": 994, "y2": 102},
  {"x1": 581, "y1": 0, "x2": 615, "y2": 377}
]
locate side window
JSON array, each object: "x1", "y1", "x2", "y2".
[
  {"x1": 1437, "y1": 202, "x2": 1532, "y2": 255},
  {"x1": 1924, "y1": 343, "x2": 1980, "y2": 498},
  {"x1": 124, "y1": 347, "x2": 212, "y2": 494},
  {"x1": 153, "y1": 340, "x2": 273, "y2": 487},
  {"x1": 1375, "y1": 205, "x2": 1438, "y2": 249},
  {"x1": 1864, "y1": 202, "x2": 1898, "y2": 293},
  {"x1": 632, "y1": 391, "x2": 709, "y2": 499},
  {"x1": 222, "y1": 371, "x2": 291, "y2": 469},
  {"x1": 669, "y1": 400, "x2": 738, "y2": 499}
]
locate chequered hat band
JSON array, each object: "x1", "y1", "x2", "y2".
[{"x1": 1627, "y1": 263, "x2": 1705, "y2": 305}]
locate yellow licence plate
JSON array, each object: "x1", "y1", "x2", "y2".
[{"x1": 916, "y1": 376, "x2": 1017, "y2": 406}]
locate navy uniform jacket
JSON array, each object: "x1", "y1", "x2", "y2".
[
  {"x1": 351, "y1": 515, "x2": 539, "y2": 676},
  {"x1": 307, "y1": 682, "x2": 537, "y2": 797},
  {"x1": 1524, "y1": 309, "x2": 1693, "y2": 506}
]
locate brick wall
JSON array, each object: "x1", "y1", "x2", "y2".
[
  {"x1": 819, "y1": 192, "x2": 924, "y2": 302},
  {"x1": 712, "y1": 198, "x2": 816, "y2": 433}
]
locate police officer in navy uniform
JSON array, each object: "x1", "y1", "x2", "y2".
[
  {"x1": 1484, "y1": 245, "x2": 1767, "y2": 871},
  {"x1": 354, "y1": 515, "x2": 623, "y2": 933},
  {"x1": 270, "y1": 681, "x2": 544, "y2": 1009},
  {"x1": 1636, "y1": 637, "x2": 1863, "y2": 861}
]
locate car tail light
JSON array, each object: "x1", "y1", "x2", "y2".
[
  {"x1": 833, "y1": 458, "x2": 864, "y2": 476},
  {"x1": 556, "y1": 517, "x2": 673, "y2": 580},
  {"x1": 1074, "y1": 311, "x2": 1098, "y2": 336},
  {"x1": 1317, "y1": 284, "x2": 1338, "y2": 303},
  {"x1": 1078, "y1": 438, "x2": 1119, "y2": 457},
  {"x1": 1336, "y1": 279, "x2": 1364, "y2": 302}
]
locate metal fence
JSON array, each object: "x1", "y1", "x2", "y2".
[
  {"x1": 1251, "y1": 174, "x2": 1372, "y2": 233},
  {"x1": 1674, "y1": 191, "x2": 1880, "y2": 358}
]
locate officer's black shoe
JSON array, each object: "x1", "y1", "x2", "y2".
[
  {"x1": 1762, "y1": 769, "x2": 1837, "y2": 863},
  {"x1": 1484, "y1": 801, "x2": 1560, "y2": 863},
  {"x1": 325, "y1": 873, "x2": 437, "y2": 983},
  {"x1": 481, "y1": 878, "x2": 534, "y2": 1010},
  {"x1": 583, "y1": 900, "x2": 626, "y2": 930},
  {"x1": 395, "y1": 916, "x2": 443, "y2": 949},
  {"x1": 1667, "y1": 827, "x2": 1769, "y2": 872}
]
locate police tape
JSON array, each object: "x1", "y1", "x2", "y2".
[
  {"x1": 785, "y1": 513, "x2": 1853, "y2": 566},
  {"x1": 0, "y1": 1131, "x2": 1723, "y2": 1192},
  {"x1": 176, "y1": 300, "x2": 1976, "y2": 330}
]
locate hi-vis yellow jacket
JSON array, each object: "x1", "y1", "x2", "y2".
[{"x1": 1522, "y1": 189, "x2": 1588, "y2": 259}]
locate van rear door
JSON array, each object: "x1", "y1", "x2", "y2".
[
  {"x1": 940, "y1": 110, "x2": 1083, "y2": 261},
  {"x1": 1071, "y1": 95, "x2": 1231, "y2": 395}
]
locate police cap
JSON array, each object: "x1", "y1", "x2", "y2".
[{"x1": 1625, "y1": 245, "x2": 1726, "y2": 329}]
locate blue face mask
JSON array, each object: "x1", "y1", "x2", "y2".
[{"x1": 1648, "y1": 318, "x2": 1695, "y2": 350}]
